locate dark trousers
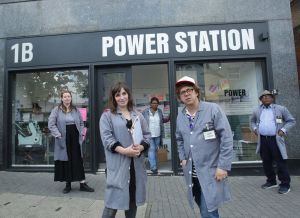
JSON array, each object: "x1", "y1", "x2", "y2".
[
  {"x1": 102, "y1": 201, "x2": 137, "y2": 218},
  {"x1": 260, "y1": 135, "x2": 290, "y2": 188},
  {"x1": 102, "y1": 159, "x2": 137, "y2": 218}
]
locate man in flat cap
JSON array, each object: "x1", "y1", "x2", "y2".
[
  {"x1": 175, "y1": 76, "x2": 233, "y2": 218},
  {"x1": 250, "y1": 90, "x2": 296, "y2": 194}
]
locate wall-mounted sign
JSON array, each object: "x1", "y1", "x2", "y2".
[
  {"x1": 6, "y1": 22, "x2": 269, "y2": 68},
  {"x1": 101, "y1": 29, "x2": 255, "y2": 57}
]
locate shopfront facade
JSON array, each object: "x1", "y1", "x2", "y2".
[{"x1": 1, "y1": 0, "x2": 299, "y2": 174}]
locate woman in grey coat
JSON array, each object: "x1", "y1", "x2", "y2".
[
  {"x1": 100, "y1": 82, "x2": 150, "y2": 218},
  {"x1": 48, "y1": 89, "x2": 94, "y2": 194},
  {"x1": 142, "y1": 97, "x2": 169, "y2": 174}
]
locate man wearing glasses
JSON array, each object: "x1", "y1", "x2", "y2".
[
  {"x1": 175, "y1": 76, "x2": 233, "y2": 218},
  {"x1": 250, "y1": 90, "x2": 296, "y2": 194}
]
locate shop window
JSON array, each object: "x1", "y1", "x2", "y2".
[
  {"x1": 11, "y1": 69, "x2": 90, "y2": 167},
  {"x1": 176, "y1": 61, "x2": 264, "y2": 162}
]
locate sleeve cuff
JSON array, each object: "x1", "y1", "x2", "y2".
[
  {"x1": 111, "y1": 141, "x2": 123, "y2": 153},
  {"x1": 217, "y1": 165, "x2": 231, "y2": 171},
  {"x1": 140, "y1": 140, "x2": 149, "y2": 153},
  {"x1": 281, "y1": 128, "x2": 287, "y2": 134}
]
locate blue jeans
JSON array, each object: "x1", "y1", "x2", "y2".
[
  {"x1": 199, "y1": 191, "x2": 219, "y2": 218},
  {"x1": 193, "y1": 177, "x2": 219, "y2": 218},
  {"x1": 148, "y1": 136, "x2": 160, "y2": 170}
]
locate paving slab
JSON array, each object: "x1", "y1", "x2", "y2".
[{"x1": 0, "y1": 171, "x2": 300, "y2": 218}]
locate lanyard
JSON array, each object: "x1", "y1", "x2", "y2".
[{"x1": 186, "y1": 113, "x2": 195, "y2": 131}]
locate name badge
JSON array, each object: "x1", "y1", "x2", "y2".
[
  {"x1": 276, "y1": 118, "x2": 283, "y2": 124},
  {"x1": 203, "y1": 130, "x2": 216, "y2": 140}
]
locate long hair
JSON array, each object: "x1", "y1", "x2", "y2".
[
  {"x1": 59, "y1": 89, "x2": 77, "y2": 112},
  {"x1": 108, "y1": 82, "x2": 134, "y2": 113}
]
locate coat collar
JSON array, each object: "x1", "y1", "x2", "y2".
[
  {"x1": 116, "y1": 108, "x2": 139, "y2": 118},
  {"x1": 260, "y1": 103, "x2": 274, "y2": 109},
  {"x1": 180, "y1": 100, "x2": 202, "y2": 115}
]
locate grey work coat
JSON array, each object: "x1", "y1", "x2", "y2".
[
  {"x1": 250, "y1": 104, "x2": 296, "y2": 159},
  {"x1": 176, "y1": 101, "x2": 233, "y2": 212},
  {"x1": 142, "y1": 107, "x2": 165, "y2": 138},
  {"x1": 48, "y1": 106, "x2": 84, "y2": 161},
  {"x1": 100, "y1": 109, "x2": 151, "y2": 210}
]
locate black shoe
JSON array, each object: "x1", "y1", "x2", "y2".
[
  {"x1": 261, "y1": 182, "x2": 278, "y2": 189},
  {"x1": 80, "y1": 183, "x2": 94, "y2": 192},
  {"x1": 63, "y1": 182, "x2": 71, "y2": 194},
  {"x1": 151, "y1": 169, "x2": 158, "y2": 174},
  {"x1": 278, "y1": 186, "x2": 290, "y2": 194}
]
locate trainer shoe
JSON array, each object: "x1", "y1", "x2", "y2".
[
  {"x1": 261, "y1": 182, "x2": 278, "y2": 189},
  {"x1": 278, "y1": 186, "x2": 290, "y2": 194}
]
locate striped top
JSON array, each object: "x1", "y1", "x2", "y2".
[{"x1": 186, "y1": 110, "x2": 197, "y2": 178}]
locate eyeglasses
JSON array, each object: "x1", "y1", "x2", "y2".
[
  {"x1": 151, "y1": 102, "x2": 159, "y2": 105},
  {"x1": 180, "y1": 88, "x2": 194, "y2": 96}
]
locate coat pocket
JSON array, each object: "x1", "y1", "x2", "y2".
[
  {"x1": 106, "y1": 168, "x2": 127, "y2": 189},
  {"x1": 55, "y1": 137, "x2": 65, "y2": 149}
]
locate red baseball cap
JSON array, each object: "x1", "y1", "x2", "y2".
[{"x1": 176, "y1": 76, "x2": 196, "y2": 87}]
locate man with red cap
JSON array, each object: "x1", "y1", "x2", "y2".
[
  {"x1": 175, "y1": 76, "x2": 233, "y2": 218},
  {"x1": 250, "y1": 90, "x2": 296, "y2": 194}
]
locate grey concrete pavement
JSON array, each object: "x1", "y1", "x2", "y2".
[{"x1": 0, "y1": 171, "x2": 300, "y2": 218}]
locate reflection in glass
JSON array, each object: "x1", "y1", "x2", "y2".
[
  {"x1": 12, "y1": 70, "x2": 89, "y2": 167},
  {"x1": 176, "y1": 61, "x2": 264, "y2": 162},
  {"x1": 102, "y1": 73, "x2": 126, "y2": 110}
]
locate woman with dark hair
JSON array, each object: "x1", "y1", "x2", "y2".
[
  {"x1": 48, "y1": 89, "x2": 94, "y2": 193},
  {"x1": 100, "y1": 82, "x2": 150, "y2": 218},
  {"x1": 142, "y1": 97, "x2": 169, "y2": 174}
]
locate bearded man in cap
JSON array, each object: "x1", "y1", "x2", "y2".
[
  {"x1": 250, "y1": 90, "x2": 296, "y2": 194},
  {"x1": 175, "y1": 76, "x2": 233, "y2": 218}
]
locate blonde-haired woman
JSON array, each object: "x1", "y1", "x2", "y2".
[{"x1": 48, "y1": 89, "x2": 94, "y2": 193}]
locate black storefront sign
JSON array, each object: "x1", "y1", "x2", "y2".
[{"x1": 6, "y1": 22, "x2": 269, "y2": 68}]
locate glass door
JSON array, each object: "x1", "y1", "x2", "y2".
[
  {"x1": 96, "y1": 67, "x2": 132, "y2": 170},
  {"x1": 96, "y1": 64, "x2": 173, "y2": 173},
  {"x1": 131, "y1": 64, "x2": 172, "y2": 173}
]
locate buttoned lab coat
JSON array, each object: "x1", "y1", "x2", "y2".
[
  {"x1": 100, "y1": 110, "x2": 151, "y2": 210},
  {"x1": 48, "y1": 106, "x2": 84, "y2": 161},
  {"x1": 176, "y1": 101, "x2": 233, "y2": 212},
  {"x1": 250, "y1": 104, "x2": 296, "y2": 159}
]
